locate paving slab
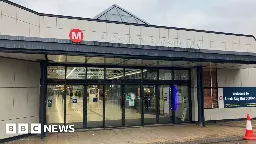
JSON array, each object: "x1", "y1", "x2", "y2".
[{"x1": 6, "y1": 121, "x2": 254, "y2": 144}]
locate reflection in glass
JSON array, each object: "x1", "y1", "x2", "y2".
[
  {"x1": 159, "y1": 69, "x2": 172, "y2": 80},
  {"x1": 174, "y1": 70, "x2": 189, "y2": 80},
  {"x1": 144, "y1": 85, "x2": 156, "y2": 124},
  {"x1": 174, "y1": 85, "x2": 189, "y2": 123},
  {"x1": 87, "y1": 67, "x2": 104, "y2": 79},
  {"x1": 87, "y1": 85, "x2": 104, "y2": 128},
  {"x1": 143, "y1": 69, "x2": 157, "y2": 80},
  {"x1": 124, "y1": 69, "x2": 142, "y2": 79},
  {"x1": 66, "y1": 56, "x2": 86, "y2": 63},
  {"x1": 47, "y1": 55, "x2": 66, "y2": 63},
  {"x1": 125, "y1": 85, "x2": 141, "y2": 126},
  {"x1": 47, "y1": 66, "x2": 65, "y2": 79},
  {"x1": 66, "y1": 67, "x2": 86, "y2": 79},
  {"x1": 159, "y1": 85, "x2": 172, "y2": 124},
  {"x1": 105, "y1": 68, "x2": 124, "y2": 79},
  {"x1": 105, "y1": 85, "x2": 122, "y2": 127},
  {"x1": 66, "y1": 85, "x2": 83, "y2": 128},
  {"x1": 46, "y1": 85, "x2": 64, "y2": 125}
]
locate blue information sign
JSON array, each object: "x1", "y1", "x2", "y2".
[
  {"x1": 72, "y1": 98, "x2": 77, "y2": 103},
  {"x1": 223, "y1": 87, "x2": 256, "y2": 108}
]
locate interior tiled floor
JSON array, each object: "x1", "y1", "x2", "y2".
[{"x1": 46, "y1": 95, "x2": 167, "y2": 128}]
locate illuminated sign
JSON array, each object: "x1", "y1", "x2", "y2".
[
  {"x1": 169, "y1": 85, "x2": 178, "y2": 111},
  {"x1": 223, "y1": 87, "x2": 256, "y2": 108},
  {"x1": 69, "y1": 29, "x2": 84, "y2": 43}
]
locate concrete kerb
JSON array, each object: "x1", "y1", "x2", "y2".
[{"x1": 151, "y1": 137, "x2": 243, "y2": 144}]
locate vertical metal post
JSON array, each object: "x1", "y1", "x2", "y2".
[
  {"x1": 40, "y1": 60, "x2": 47, "y2": 139},
  {"x1": 188, "y1": 69, "x2": 192, "y2": 121},
  {"x1": 83, "y1": 84, "x2": 87, "y2": 128},
  {"x1": 140, "y1": 85, "x2": 144, "y2": 126},
  {"x1": 156, "y1": 69, "x2": 160, "y2": 123},
  {"x1": 121, "y1": 84, "x2": 125, "y2": 126},
  {"x1": 64, "y1": 66, "x2": 67, "y2": 125},
  {"x1": 103, "y1": 85, "x2": 106, "y2": 128},
  {"x1": 196, "y1": 66, "x2": 205, "y2": 127},
  {"x1": 171, "y1": 84, "x2": 176, "y2": 124},
  {"x1": 83, "y1": 67, "x2": 87, "y2": 128},
  {"x1": 103, "y1": 68, "x2": 106, "y2": 128},
  {"x1": 122, "y1": 68, "x2": 126, "y2": 126},
  {"x1": 141, "y1": 69, "x2": 144, "y2": 126},
  {"x1": 155, "y1": 85, "x2": 160, "y2": 123},
  {"x1": 171, "y1": 69, "x2": 175, "y2": 124}
]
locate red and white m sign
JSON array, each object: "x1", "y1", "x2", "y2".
[{"x1": 69, "y1": 29, "x2": 84, "y2": 43}]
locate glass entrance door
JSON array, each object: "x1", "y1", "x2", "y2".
[
  {"x1": 87, "y1": 85, "x2": 104, "y2": 128},
  {"x1": 159, "y1": 85, "x2": 172, "y2": 124},
  {"x1": 174, "y1": 84, "x2": 190, "y2": 123},
  {"x1": 66, "y1": 85, "x2": 83, "y2": 128},
  {"x1": 124, "y1": 85, "x2": 141, "y2": 126},
  {"x1": 105, "y1": 84, "x2": 122, "y2": 127},
  {"x1": 46, "y1": 85, "x2": 64, "y2": 125},
  {"x1": 143, "y1": 85, "x2": 156, "y2": 124}
]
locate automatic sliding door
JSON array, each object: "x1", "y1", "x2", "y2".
[
  {"x1": 66, "y1": 85, "x2": 83, "y2": 128},
  {"x1": 87, "y1": 85, "x2": 104, "y2": 128},
  {"x1": 125, "y1": 85, "x2": 141, "y2": 126},
  {"x1": 174, "y1": 84, "x2": 189, "y2": 123},
  {"x1": 46, "y1": 85, "x2": 64, "y2": 125},
  {"x1": 143, "y1": 85, "x2": 156, "y2": 124},
  {"x1": 159, "y1": 85, "x2": 172, "y2": 124},
  {"x1": 105, "y1": 84, "x2": 122, "y2": 127}
]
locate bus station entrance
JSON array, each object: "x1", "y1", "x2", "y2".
[{"x1": 45, "y1": 55, "x2": 192, "y2": 129}]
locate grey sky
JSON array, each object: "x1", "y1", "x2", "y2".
[{"x1": 10, "y1": 0, "x2": 256, "y2": 36}]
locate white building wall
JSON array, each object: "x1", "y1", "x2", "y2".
[
  {"x1": 204, "y1": 68, "x2": 256, "y2": 121},
  {"x1": 0, "y1": 57, "x2": 40, "y2": 139},
  {"x1": 0, "y1": 1, "x2": 255, "y2": 53}
]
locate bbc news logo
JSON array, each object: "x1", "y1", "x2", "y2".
[{"x1": 6, "y1": 123, "x2": 75, "y2": 134}]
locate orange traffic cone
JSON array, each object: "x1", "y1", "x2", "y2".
[{"x1": 244, "y1": 114, "x2": 256, "y2": 140}]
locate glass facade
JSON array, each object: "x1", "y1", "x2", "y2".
[{"x1": 46, "y1": 66, "x2": 191, "y2": 128}]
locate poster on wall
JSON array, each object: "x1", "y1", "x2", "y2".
[{"x1": 222, "y1": 87, "x2": 256, "y2": 108}]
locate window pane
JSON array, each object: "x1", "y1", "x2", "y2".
[
  {"x1": 204, "y1": 88, "x2": 212, "y2": 108},
  {"x1": 66, "y1": 67, "x2": 86, "y2": 79},
  {"x1": 121, "y1": 15, "x2": 137, "y2": 23},
  {"x1": 204, "y1": 88, "x2": 218, "y2": 108},
  {"x1": 47, "y1": 66, "x2": 65, "y2": 79},
  {"x1": 174, "y1": 70, "x2": 189, "y2": 80},
  {"x1": 159, "y1": 69, "x2": 172, "y2": 80},
  {"x1": 106, "y1": 14, "x2": 122, "y2": 22},
  {"x1": 125, "y1": 85, "x2": 141, "y2": 126},
  {"x1": 144, "y1": 85, "x2": 156, "y2": 124},
  {"x1": 212, "y1": 88, "x2": 218, "y2": 108},
  {"x1": 106, "y1": 68, "x2": 123, "y2": 79},
  {"x1": 143, "y1": 69, "x2": 157, "y2": 80},
  {"x1": 203, "y1": 68, "x2": 217, "y2": 88},
  {"x1": 105, "y1": 85, "x2": 122, "y2": 127},
  {"x1": 124, "y1": 68, "x2": 142, "y2": 79},
  {"x1": 87, "y1": 67, "x2": 104, "y2": 79},
  {"x1": 87, "y1": 85, "x2": 104, "y2": 128}
]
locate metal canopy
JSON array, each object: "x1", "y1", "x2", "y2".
[
  {"x1": 0, "y1": 35, "x2": 256, "y2": 64},
  {"x1": 93, "y1": 4, "x2": 150, "y2": 25}
]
